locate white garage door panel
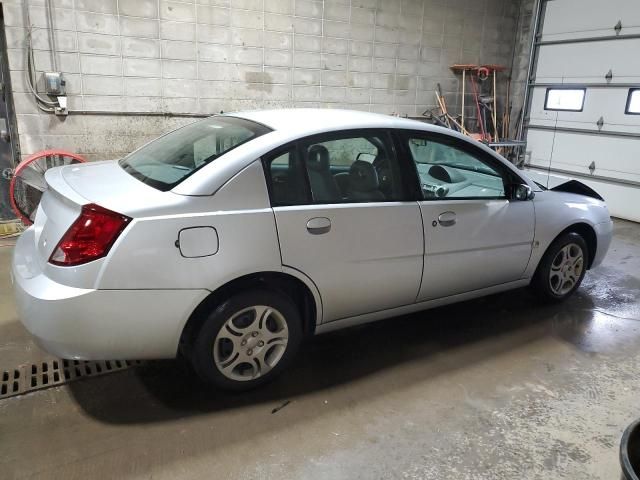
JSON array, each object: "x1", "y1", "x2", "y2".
[
  {"x1": 524, "y1": 129, "x2": 554, "y2": 169},
  {"x1": 554, "y1": 88, "x2": 640, "y2": 133},
  {"x1": 529, "y1": 87, "x2": 640, "y2": 133},
  {"x1": 546, "y1": 132, "x2": 640, "y2": 183},
  {"x1": 542, "y1": 0, "x2": 640, "y2": 41},
  {"x1": 525, "y1": 169, "x2": 640, "y2": 222},
  {"x1": 536, "y1": 40, "x2": 640, "y2": 81}
]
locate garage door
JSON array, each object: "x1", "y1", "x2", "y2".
[{"x1": 523, "y1": 0, "x2": 640, "y2": 222}]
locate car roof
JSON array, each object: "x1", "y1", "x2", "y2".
[{"x1": 227, "y1": 108, "x2": 435, "y2": 134}]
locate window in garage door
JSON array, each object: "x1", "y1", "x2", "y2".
[
  {"x1": 625, "y1": 89, "x2": 640, "y2": 114},
  {"x1": 544, "y1": 88, "x2": 586, "y2": 112}
]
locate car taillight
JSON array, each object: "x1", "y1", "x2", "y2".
[{"x1": 49, "y1": 203, "x2": 131, "y2": 266}]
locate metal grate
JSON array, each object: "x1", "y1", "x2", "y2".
[{"x1": 0, "y1": 359, "x2": 142, "y2": 400}]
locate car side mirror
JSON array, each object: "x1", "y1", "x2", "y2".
[{"x1": 509, "y1": 184, "x2": 535, "y2": 201}]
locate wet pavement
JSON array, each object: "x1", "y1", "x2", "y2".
[{"x1": 0, "y1": 220, "x2": 639, "y2": 479}]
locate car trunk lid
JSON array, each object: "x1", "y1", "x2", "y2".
[
  {"x1": 60, "y1": 160, "x2": 171, "y2": 215},
  {"x1": 34, "y1": 160, "x2": 165, "y2": 264}
]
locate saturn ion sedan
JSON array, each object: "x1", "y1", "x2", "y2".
[{"x1": 12, "y1": 109, "x2": 613, "y2": 390}]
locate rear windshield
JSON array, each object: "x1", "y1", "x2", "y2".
[{"x1": 119, "y1": 116, "x2": 271, "y2": 191}]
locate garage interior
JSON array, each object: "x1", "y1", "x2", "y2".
[{"x1": 1, "y1": 0, "x2": 639, "y2": 479}]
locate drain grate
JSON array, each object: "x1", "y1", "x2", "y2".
[{"x1": 0, "y1": 359, "x2": 142, "y2": 400}]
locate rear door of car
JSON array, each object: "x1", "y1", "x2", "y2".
[
  {"x1": 263, "y1": 129, "x2": 424, "y2": 324},
  {"x1": 396, "y1": 130, "x2": 536, "y2": 302}
]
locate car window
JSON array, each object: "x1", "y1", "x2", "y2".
[
  {"x1": 300, "y1": 132, "x2": 404, "y2": 204},
  {"x1": 405, "y1": 135, "x2": 507, "y2": 200},
  {"x1": 271, "y1": 153, "x2": 290, "y2": 166},
  {"x1": 120, "y1": 116, "x2": 270, "y2": 191},
  {"x1": 263, "y1": 148, "x2": 309, "y2": 206}
]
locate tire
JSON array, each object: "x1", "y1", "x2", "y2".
[
  {"x1": 190, "y1": 289, "x2": 303, "y2": 391},
  {"x1": 532, "y1": 232, "x2": 588, "y2": 303}
]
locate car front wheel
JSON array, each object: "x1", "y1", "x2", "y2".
[
  {"x1": 533, "y1": 232, "x2": 588, "y2": 302},
  {"x1": 190, "y1": 289, "x2": 302, "y2": 391}
]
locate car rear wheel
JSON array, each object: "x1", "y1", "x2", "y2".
[
  {"x1": 532, "y1": 232, "x2": 588, "y2": 302},
  {"x1": 190, "y1": 289, "x2": 302, "y2": 391}
]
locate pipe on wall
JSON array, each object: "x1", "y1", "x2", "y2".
[{"x1": 66, "y1": 110, "x2": 211, "y2": 118}]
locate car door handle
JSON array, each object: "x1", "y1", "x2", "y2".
[
  {"x1": 306, "y1": 217, "x2": 331, "y2": 235},
  {"x1": 437, "y1": 211, "x2": 456, "y2": 227}
]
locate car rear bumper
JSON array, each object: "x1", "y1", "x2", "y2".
[
  {"x1": 592, "y1": 219, "x2": 614, "y2": 269},
  {"x1": 11, "y1": 229, "x2": 208, "y2": 360}
]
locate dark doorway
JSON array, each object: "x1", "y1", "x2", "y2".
[{"x1": 0, "y1": 5, "x2": 20, "y2": 220}]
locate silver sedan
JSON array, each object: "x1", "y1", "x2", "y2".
[{"x1": 11, "y1": 109, "x2": 613, "y2": 390}]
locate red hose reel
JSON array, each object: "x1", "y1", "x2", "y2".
[{"x1": 9, "y1": 149, "x2": 86, "y2": 225}]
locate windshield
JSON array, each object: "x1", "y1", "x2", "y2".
[
  {"x1": 409, "y1": 138, "x2": 500, "y2": 177},
  {"x1": 119, "y1": 116, "x2": 271, "y2": 191}
]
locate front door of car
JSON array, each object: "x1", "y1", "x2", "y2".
[
  {"x1": 398, "y1": 131, "x2": 535, "y2": 302},
  {"x1": 263, "y1": 130, "x2": 423, "y2": 323}
]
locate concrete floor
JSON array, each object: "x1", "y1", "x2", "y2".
[{"x1": 1, "y1": 220, "x2": 639, "y2": 480}]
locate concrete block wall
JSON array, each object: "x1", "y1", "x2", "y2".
[
  {"x1": 2, "y1": 0, "x2": 521, "y2": 162},
  {"x1": 507, "y1": 0, "x2": 536, "y2": 140}
]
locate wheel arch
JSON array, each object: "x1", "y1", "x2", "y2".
[
  {"x1": 558, "y1": 222, "x2": 597, "y2": 269},
  {"x1": 537, "y1": 222, "x2": 597, "y2": 273},
  {"x1": 178, "y1": 271, "x2": 320, "y2": 356}
]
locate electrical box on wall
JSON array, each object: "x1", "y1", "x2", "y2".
[{"x1": 42, "y1": 72, "x2": 66, "y2": 96}]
